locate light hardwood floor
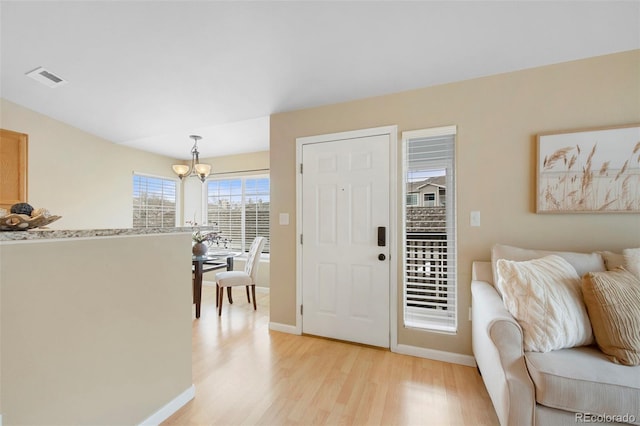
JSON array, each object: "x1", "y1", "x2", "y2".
[{"x1": 163, "y1": 285, "x2": 499, "y2": 426}]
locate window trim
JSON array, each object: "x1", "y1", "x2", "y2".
[
  {"x1": 132, "y1": 172, "x2": 181, "y2": 228},
  {"x1": 401, "y1": 125, "x2": 458, "y2": 334}
]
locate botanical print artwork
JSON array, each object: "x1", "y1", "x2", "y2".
[{"x1": 537, "y1": 125, "x2": 640, "y2": 213}]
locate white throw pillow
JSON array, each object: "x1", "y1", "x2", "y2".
[
  {"x1": 491, "y1": 244, "x2": 605, "y2": 293},
  {"x1": 496, "y1": 255, "x2": 594, "y2": 353}
]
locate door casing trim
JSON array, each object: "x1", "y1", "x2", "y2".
[{"x1": 295, "y1": 125, "x2": 398, "y2": 349}]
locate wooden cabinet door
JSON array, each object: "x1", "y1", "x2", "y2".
[{"x1": 0, "y1": 129, "x2": 28, "y2": 210}]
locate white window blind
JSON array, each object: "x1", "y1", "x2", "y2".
[
  {"x1": 206, "y1": 176, "x2": 270, "y2": 253},
  {"x1": 132, "y1": 174, "x2": 178, "y2": 228},
  {"x1": 402, "y1": 126, "x2": 457, "y2": 333},
  {"x1": 244, "y1": 177, "x2": 270, "y2": 253}
]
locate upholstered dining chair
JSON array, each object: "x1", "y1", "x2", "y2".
[{"x1": 215, "y1": 236, "x2": 266, "y2": 316}]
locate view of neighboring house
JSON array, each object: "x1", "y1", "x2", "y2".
[{"x1": 406, "y1": 176, "x2": 446, "y2": 207}]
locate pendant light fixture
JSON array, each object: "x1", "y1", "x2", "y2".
[{"x1": 172, "y1": 135, "x2": 212, "y2": 182}]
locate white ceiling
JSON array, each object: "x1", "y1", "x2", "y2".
[{"x1": 1, "y1": 1, "x2": 638, "y2": 160}]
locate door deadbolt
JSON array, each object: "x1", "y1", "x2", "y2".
[{"x1": 378, "y1": 253, "x2": 386, "y2": 261}]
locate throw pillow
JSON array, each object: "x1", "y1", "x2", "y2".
[
  {"x1": 491, "y1": 244, "x2": 605, "y2": 294},
  {"x1": 582, "y1": 268, "x2": 640, "y2": 366},
  {"x1": 496, "y1": 255, "x2": 594, "y2": 352},
  {"x1": 622, "y1": 248, "x2": 640, "y2": 279},
  {"x1": 599, "y1": 251, "x2": 626, "y2": 271}
]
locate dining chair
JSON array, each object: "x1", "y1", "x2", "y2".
[{"x1": 215, "y1": 237, "x2": 266, "y2": 316}]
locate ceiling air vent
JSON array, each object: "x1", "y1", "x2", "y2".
[{"x1": 25, "y1": 66, "x2": 68, "y2": 88}]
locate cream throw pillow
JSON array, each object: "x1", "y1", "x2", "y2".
[
  {"x1": 496, "y1": 255, "x2": 594, "y2": 352},
  {"x1": 491, "y1": 244, "x2": 605, "y2": 293},
  {"x1": 583, "y1": 268, "x2": 640, "y2": 366}
]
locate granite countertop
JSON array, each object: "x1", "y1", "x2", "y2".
[{"x1": 0, "y1": 227, "x2": 206, "y2": 242}]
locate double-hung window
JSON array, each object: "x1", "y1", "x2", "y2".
[
  {"x1": 132, "y1": 174, "x2": 178, "y2": 228},
  {"x1": 402, "y1": 126, "x2": 457, "y2": 333},
  {"x1": 206, "y1": 176, "x2": 270, "y2": 253}
]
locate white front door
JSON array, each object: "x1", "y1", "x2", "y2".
[{"x1": 301, "y1": 133, "x2": 390, "y2": 347}]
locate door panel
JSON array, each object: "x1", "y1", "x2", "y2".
[
  {"x1": 317, "y1": 263, "x2": 338, "y2": 314},
  {"x1": 301, "y1": 134, "x2": 390, "y2": 347},
  {"x1": 317, "y1": 185, "x2": 337, "y2": 244}
]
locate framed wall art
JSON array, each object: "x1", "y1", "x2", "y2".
[{"x1": 537, "y1": 124, "x2": 640, "y2": 213}]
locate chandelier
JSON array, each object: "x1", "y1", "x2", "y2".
[{"x1": 172, "y1": 135, "x2": 212, "y2": 182}]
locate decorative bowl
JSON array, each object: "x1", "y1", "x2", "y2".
[{"x1": 0, "y1": 213, "x2": 62, "y2": 231}]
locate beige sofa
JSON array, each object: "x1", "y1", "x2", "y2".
[{"x1": 471, "y1": 247, "x2": 640, "y2": 426}]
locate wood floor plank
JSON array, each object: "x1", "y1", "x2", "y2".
[{"x1": 162, "y1": 286, "x2": 498, "y2": 425}]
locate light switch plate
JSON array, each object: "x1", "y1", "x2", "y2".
[
  {"x1": 470, "y1": 211, "x2": 481, "y2": 227},
  {"x1": 279, "y1": 213, "x2": 290, "y2": 225}
]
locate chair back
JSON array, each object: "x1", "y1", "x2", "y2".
[{"x1": 244, "y1": 237, "x2": 266, "y2": 282}]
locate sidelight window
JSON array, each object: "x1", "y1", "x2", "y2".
[{"x1": 402, "y1": 126, "x2": 457, "y2": 333}]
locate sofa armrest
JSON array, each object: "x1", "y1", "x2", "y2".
[{"x1": 472, "y1": 280, "x2": 535, "y2": 426}]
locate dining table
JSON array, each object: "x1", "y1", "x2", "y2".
[{"x1": 192, "y1": 251, "x2": 239, "y2": 318}]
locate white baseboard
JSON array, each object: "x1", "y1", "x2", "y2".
[
  {"x1": 394, "y1": 344, "x2": 476, "y2": 367},
  {"x1": 138, "y1": 384, "x2": 195, "y2": 426},
  {"x1": 269, "y1": 322, "x2": 301, "y2": 335}
]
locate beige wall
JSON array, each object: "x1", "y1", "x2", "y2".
[
  {"x1": 201, "y1": 150, "x2": 269, "y2": 176},
  {"x1": 0, "y1": 99, "x2": 179, "y2": 229},
  {"x1": 269, "y1": 50, "x2": 640, "y2": 356},
  {"x1": 0, "y1": 233, "x2": 193, "y2": 424}
]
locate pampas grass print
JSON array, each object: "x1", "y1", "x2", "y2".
[{"x1": 540, "y1": 140, "x2": 640, "y2": 212}]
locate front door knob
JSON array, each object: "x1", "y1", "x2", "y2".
[{"x1": 378, "y1": 253, "x2": 386, "y2": 261}]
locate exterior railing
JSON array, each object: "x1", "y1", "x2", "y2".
[{"x1": 405, "y1": 206, "x2": 450, "y2": 311}]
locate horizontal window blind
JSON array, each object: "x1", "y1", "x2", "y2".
[
  {"x1": 132, "y1": 174, "x2": 177, "y2": 228},
  {"x1": 403, "y1": 128, "x2": 457, "y2": 333},
  {"x1": 207, "y1": 176, "x2": 270, "y2": 253},
  {"x1": 244, "y1": 177, "x2": 270, "y2": 253},
  {"x1": 207, "y1": 179, "x2": 243, "y2": 251}
]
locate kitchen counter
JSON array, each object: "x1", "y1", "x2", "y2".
[{"x1": 0, "y1": 226, "x2": 215, "y2": 241}]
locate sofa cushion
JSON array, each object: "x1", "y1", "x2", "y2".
[
  {"x1": 525, "y1": 346, "x2": 640, "y2": 425},
  {"x1": 491, "y1": 244, "x2": 605, "y2": 294},
  {"x1": 600, "y1": 248, "x2": 640, "y2": 277},
  {"x1": 600, "y1": 250, "x2": 627, "y2": 270},
  {"x1": 623, "y1": 248, "x2": 640, "y2": 279},
  {"x1": 583, "y1": 268, "x2": 640, "y2": 366},
  {"x1": 496, "y1": 255, "x2": 593, "y2": 352}
]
